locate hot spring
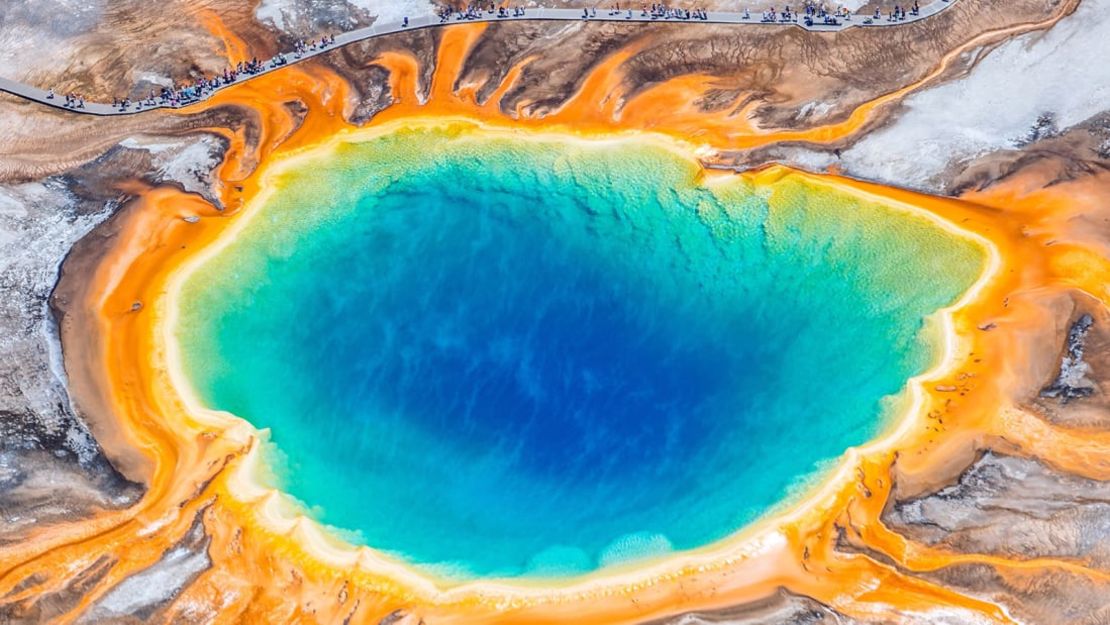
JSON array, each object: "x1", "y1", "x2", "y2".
[{"x1": 175, "y1": 124, "x2": 983, "y2": 580}]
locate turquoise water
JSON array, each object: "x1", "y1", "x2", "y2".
[{"x1": 178, "y1": 126, "x2": 983, "y2": 580}]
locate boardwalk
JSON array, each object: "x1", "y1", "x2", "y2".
[{"x1": 0, "y1": 2, "x2": 955, "y2": 117}]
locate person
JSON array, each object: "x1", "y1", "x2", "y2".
[{"x1": 403, "y1": 16, "x2": 409, "y2": 26}]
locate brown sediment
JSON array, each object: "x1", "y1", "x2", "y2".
[{"x1": 2, "y1": 6, "x2": 1108, "y2": 624}]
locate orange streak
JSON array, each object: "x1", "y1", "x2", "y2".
[
  {"x1": 430, "y1": 23, "x2": 488, "y2": 103},
  {"x1": 483, "y1": 55, "x2": 535, "y2": 113},
  {"x1": 375, "y1": 51, "x2": 423, "y2": 104},
  {"x1": 549, "y1": 43, "x2": 646, "y2": 122},
  {"x1": 196, "y1": 9, "x2": 253, "y2": 65}
]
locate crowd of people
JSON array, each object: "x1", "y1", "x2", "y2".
[
  {"x1": 862, "y1": 2, "x2": 921, "y2": 24},
  {"x1": 756, "y1": 0, "x2": 923, "y2": 26},
  {"x1": 440, "y1": 4, "x2": 529, "y2": 22},
  {"x1": 886, "y1": 2, "x2": 922, "y2": 20},
  {"x1": 46, "y1": 89, "x2": 87, "y2": 109},
  {"x1": 591, "y1": 5, "x2": 711, "y2": 20},
  {"x1": 441, "y1": 1, "x2": 896, "y2": 24},
  {"x1": 760, "y1": 4, "x2": 855, "y2": 25},
  {"x1": 45, "y1": 1, "x2": 934, "y2": 113},
  {"x1": 50, "y1": 35, "x2": 335, "y2": 112},
  {"x1": 126, "y1": 36, "x2": 336, "y2": 112},
  {"x1": 439, "y1": 3, "x2": 715, "y2": 22}
]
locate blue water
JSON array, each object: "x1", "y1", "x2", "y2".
[{"x1": 178, "y1": 126, "x2": 983, "y2": 580}]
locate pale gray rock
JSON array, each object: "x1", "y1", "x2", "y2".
[
  {"x1": 77, "y1": 510, "x2": 211, "y2": 623},
  {"x1": 641, "y1": 590, "x2": 858, "y2": 624},
  {"x1": 1041, "y1": 314, "x2": 1097, "y2": 402},
  {"x1": 0, "y1": 179, "x2": 110, "y2": 463},
  {"x1": 885, "y1": 452, "x2": 1110, "y2": 570}
]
